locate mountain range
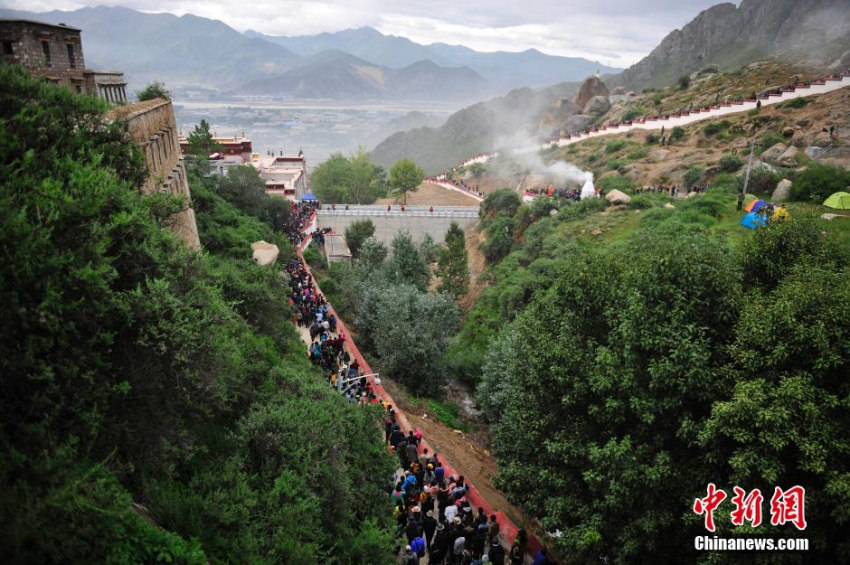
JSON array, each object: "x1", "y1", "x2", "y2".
[
  {"x1": 0, "y1": 5, "x2": 618, "y2": 102},
  {"x1": 370, "y1": 0, "x2": 850, "y2": 174},
  {"x1": 247, "y1": 26, "x2": 620, "y2": 91}
]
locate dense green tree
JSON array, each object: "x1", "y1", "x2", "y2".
[
  {"x1": 387, "y1": 231, "x2": 430, "y2": 291},
  {"x1": 487, "y1": 232, "x2": 744, "y2": 563},
  {"x1": 217, "y1": 164, "x2": 270, "y2": 218},
  {"x1": 136, "y1": 80, "x2": 171, "y2": 101},
  {"x1": 311, "y1": 150, "x2": 387, "y2": 204},
  {"x1": 359, "y1": 237, "x2": 389, "y2": 271},
  {"x1": 356, "y1": 282, "x2": 458, "y2": 396},
  {"x1": 474, "y1": 208, "x2": 850, "y2": 563},
  {"x1": 480, "y1": 188, "x2": 521, "y2": 224},
  {"x1": 790, "y1": 162, "x2": 850, "y2": 203},
  {"x1": 419, "y1": 233, "x2": 440, "y2": 264},
  {"x1": 389, "y1": 158, "x2": 425, "y2": 205},
  {"x1": 186, "y1": 118, "x2": 222, "y2": 159},
  {"x1": 0, "y1": 64, "x2": 395, "y2": 564},
  {"x1": 699, "y1": 265, "x2": 850, "y2": 558},
  {"x1": 345, "y1": 219, "x2": 376, "y2": 258},
  {"x1": 437, "y1": 222, "x2": 469, "y2": 297}
]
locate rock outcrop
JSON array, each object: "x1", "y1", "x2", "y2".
[
  {"x1": 779, "y1": 145, "x2": 799, "y2": 167},
  {"x1": 761, "y1": 143, "x2": 788, "y2": 164},
  {"x1": 773, "y1": 179, "x2": 793, "y2": 201},
  {"x1": 573, "y1": 76, "x2": 609, "y2": 110},
  {"x1": 584, "y1": 95, "x2": 612, "y2": 117},
  {"x1": 252, "y1": 241, "x2": 280, "y2": 266},
  {"x1": 539, "y1": 97, "x2": 581, "y2": 134},
  {"x1": 611, "y1": 0, "x2": 850, "y2": 90},
  {"x1": 605, "y1": 189, "x2": 632, "y2": 204}
]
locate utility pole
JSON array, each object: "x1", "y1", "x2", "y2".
[{"x1": 742, "y1": 140, "x2": 756, "y2": 198}]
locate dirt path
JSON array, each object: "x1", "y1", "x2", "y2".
[{"x1": 379, "y1": 376, "x2": 540, "y2": 536}]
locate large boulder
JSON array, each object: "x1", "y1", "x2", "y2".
[
  {"x1": 252, "y1": 240, "x2": 280, "y2": 266},
  {"x1": 561, "y1": 114, "x2": 594, "y2": 134},
  {"x1": 605, "y1": 189, "x2": 632, "y2": 204},
  {"x1": 584, "y1": 95, "x2": 612, "y2": 117},
  {"x1": 812, "y1": 131, "x2": 833, "y2": 147},
  {"x1": 791, "y1": 129, "x2": 807, "y2": 147},
  {"x1": 610, "y1": 86, "x2": 628, "y2": 95},
  {"x1": 573, "y1": 75, "x2": 609, "y2": 110},
  {"x1": 772, "y1": 179, "x2": 792, "y2": 201},
  {"x1": 805, "y1": 146, "x2": 827, "y2": 159},
  {"x1": 761, "y1": 142, "x2": 788, "y2": 164},
  {"x1": 539, "y1": 97, "x2": 581, "y2": 133},
  {"x1": 779, "y1": 145, "x2": 798, "y2": 167}
]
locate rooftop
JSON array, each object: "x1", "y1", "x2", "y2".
[{"x1": 0, "y1": 18, "x2": 81, "y2": 32}]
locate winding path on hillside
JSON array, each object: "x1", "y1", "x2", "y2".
[{"x1": 428, "y1": 71, "x2": 850, "y2": 191}]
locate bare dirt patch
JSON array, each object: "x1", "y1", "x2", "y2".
[{"x1": 376, "y1": 182, "x2": 481, "y2": 206}]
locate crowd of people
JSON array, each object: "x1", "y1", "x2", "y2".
[
  {"x1": 523, "y1": 186, "x2": 584, "y2": 201},
  {"x1": 284, "y1": 209, "x2": 551, "y2": 564},
  {"x1": 633, "y1": 184, "x2": 708, "y2": 197},
  {"x1": 285, "y1": 200, "x2": 320, "y2": 244},
  {"x1": 386, "y1": 406, "x2": 550, "y2": 565}
]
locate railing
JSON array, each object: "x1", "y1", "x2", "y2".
[{"x1": 317, "y1": 205, "x2": 479, "y2": 219}]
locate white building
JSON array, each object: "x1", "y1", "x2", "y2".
[{"x1": 251, "y1": 153, "x2": 308, "y2": 201}]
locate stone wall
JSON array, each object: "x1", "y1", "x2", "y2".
[
  {"x1": 0, "y1": 20, "x2": 86, "y2": 91},
  {"x1": 108, "y1": 98, "x2": 201, "y2": 249},
  {"x1": 316, "y1": 206, "x2": 479, "y2": 246}
]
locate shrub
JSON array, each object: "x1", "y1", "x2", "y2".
[
  {"x1": 622, "y1": 108, "x2": 644, "y2": 121},
  {"x1": 627, "y1": 148, "x2": 648, "y2": 160},
  {"x1": 790, "y1": 163, "x2": 850, "y2": 203},
  {"x1": 607, "y1": 158, "x2": 627, "y2": 172},
  {"x1": 759, "y1": 132, "x2": 785, "y2": 153},
  {"x1": 703, "y1": 120, "x2": 730, "y2": 136},
  {"x1": 480, "y1": 188, "x2": 521, "y2": 223},
  {"x1": 586, "y1": 152, "x2": 601, "y2": 163},
  {"x1": 136, "y1": 80, "x2": 171, "y2": 101},
  {"x1": 683, "y1": 165, "x2": 705, "y2": 189},
  {"x1": 711, "y1": 172, "x2": 740, "y2": 193},
  {"x1": 744, "y1": 166, "x2": 781, "y2": 194},
  {"x1": 606, "y1": 139, "x2": 627, "y2": 154},
  {"x1": 596, "y1": 173, "x2": 634, "y2": 192},
  {"x1": 779, "y1": 97, "x2": 810, "y2": 109},
  {"x1": 670, "y1": 126, "x2": 687, "y2": 142},
  {"x1": 645, "y1": 133, "x2": 659, "y2": 145},
  {"x1": 677, "y1": 75, "x2": 691, "y2": 90},
  {"x1": 718, "y1": 154, "x2": 744, "y2": 173}
]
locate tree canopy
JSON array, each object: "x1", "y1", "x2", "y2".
[
  {"x1": 476, "y1": 213, "x2": 850, "y2": 563},
  {"x1": 389, "y1": 158, "x2": 425, "y2": 205},
  {"x1": 311, "y1": 149, "x2": 388, "y2": 204},
  {"x1": 136, "y1": 80, "x2": 171, "y2": 101},
  {"x1": 186, "y1": 118, "x2": 222, "y2": 158},
  {"x1": 0, "y1": 63, "x2": 394, "y2": 564}
]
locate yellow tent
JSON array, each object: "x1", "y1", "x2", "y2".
[{"x1": 772, "y1": 207, "x2": 791, "y2": 221}]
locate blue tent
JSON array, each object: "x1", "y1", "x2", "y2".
[
  {"x1": 300, "y1": 192, "x2": 317, "y2": 201},
  {"x1": 740, "y1": 212, "x2": 767, "y2": 229}
]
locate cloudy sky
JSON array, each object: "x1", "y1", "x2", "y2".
[{"x1": 6, "y1": 0, "x2": 738, "y2": 66}]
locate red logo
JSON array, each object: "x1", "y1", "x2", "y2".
[
  {"x1": 770, "y1": 486, "x2": 807, "y2": 531},
  {"x1": 693, "y1": 483, "x2": 727, "y2": 532},
  {"x1": 730, "y1": 487, "x2": 764, "y2": 527}
]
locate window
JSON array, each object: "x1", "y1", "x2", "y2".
[
  {"x1": 75, "y1": 85, "x2": 82, "y2": 93},
  {"x1": 66, "y1": 44, "x2": 75, "y2": 68},
  {"x1": 41, "y1": 40, "x2": 51, "y2": 65},
  {"x1": 2, "y1": 41, "x2": 13, "y2": 55}
]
